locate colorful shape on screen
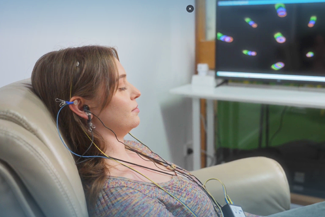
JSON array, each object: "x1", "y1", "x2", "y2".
[
  {"x1": 271, "y1": 62, "x2": 285, "y2": 70},
  {"x1": 243, "y1": 50, "x2": 257, "y2": 56},
  {"x1": 217, "y1": 32, "x2": 233, "y2": 43},
  {"x1": 275, "y1": 3, "x2": 287, "y2": 17},
  {"x1": 244, "y1": 18, "x2": 257, "y2": 28},
  {"x1": 308, "y1": 16, "x2": 317, "y2": 28},
  {"x1": 274, "y1": 32, "x2": 286, "y2": 43},
  {"x1": 306, "y1": 52, "x2": 314, "y2": 57}
]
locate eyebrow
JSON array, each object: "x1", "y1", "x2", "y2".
[{"x1": 116, "y1": 74, "x2": 126, "y2": 81}]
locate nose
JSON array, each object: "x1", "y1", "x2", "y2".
[{"x1": 131, "y1": 84, "x2": 141, "y2": 100}]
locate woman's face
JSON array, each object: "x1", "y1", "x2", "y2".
[{"x1": 92, "y1": 58, "x2": 141, "y2": 137}]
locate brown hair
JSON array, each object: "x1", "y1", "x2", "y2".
[{"x1": 30, "y1": 45, "x2": 119, "y2": 210}]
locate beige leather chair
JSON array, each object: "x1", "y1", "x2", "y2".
[{"x1": 0, "y1": 79, "x2": 290, "y2": 217}]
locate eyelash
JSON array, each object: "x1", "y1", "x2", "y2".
[{"x1": 119, "y1": 87, "x2": 127, "y2": 91}]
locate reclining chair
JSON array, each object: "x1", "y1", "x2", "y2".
[{"x1": 0, "y1": 79, "x2": 290, "y2": 217}]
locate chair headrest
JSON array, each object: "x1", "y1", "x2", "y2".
[{"x1": 0, "y1": 79, "x2": 88, "y2": 217}]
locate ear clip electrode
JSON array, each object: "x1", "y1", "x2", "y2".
[
  {"x1": 83, "y1": 105, "x2": 95, "y2": 132},
  {"x1": 55, "y1": 98, "x2": 78, "y2": 107}
]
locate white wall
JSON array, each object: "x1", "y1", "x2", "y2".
[{"x1": 0, "y1": 0, "x2": 195, "y2": 168}]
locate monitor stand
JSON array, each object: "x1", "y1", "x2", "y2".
[{"x1": 215, "y1": 79, "x2": 228, "y2": 87}]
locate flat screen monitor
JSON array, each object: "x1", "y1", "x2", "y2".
[{"x1": 215, "y1": 0, "x2": 325, "y2": 84}]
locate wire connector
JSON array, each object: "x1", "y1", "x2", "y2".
[
  {"x1": 55, "y1": 98, "x2": 77, "y2": 107},
  {"x1": 88, "y1": 122, "x2": 96, "y2": 132}
]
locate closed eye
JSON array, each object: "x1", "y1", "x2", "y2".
[{"x1": 119, "y1": 87, "x2": 127, "y2": 91}]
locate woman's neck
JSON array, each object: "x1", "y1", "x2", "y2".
[{"x1": 99, "y1": 130, "x2": 133, "y2": 161}]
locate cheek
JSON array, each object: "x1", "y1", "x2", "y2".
[
  {"x1": 105, "y1": 100, "x2": 130, "y2": 120},
  {"x1": 109, "y1": 97, "x2": 130, "y2": 113}
]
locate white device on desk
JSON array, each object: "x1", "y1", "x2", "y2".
[
  {"x1": 191, "y1": 74, "x2": 216, "y2": 87},
  {"x1": 192, "y1": 63, "x2": 217, "y2": 87}
]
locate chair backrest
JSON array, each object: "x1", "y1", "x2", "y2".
[{"x1": 0, "y1": 79, "x2": 88, "y2": 217}]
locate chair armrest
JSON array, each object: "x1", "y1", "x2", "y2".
[{"x1": 191, "y1": 157, "x2": 290, "y2": 216}]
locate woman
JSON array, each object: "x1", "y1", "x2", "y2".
[{"x1": 31, "y1": 46, "x2": 260, "y2": 217}]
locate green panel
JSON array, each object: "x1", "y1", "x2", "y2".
[
  {"x1": 217, "y1": 101, "x2": 325, "y2": 150},
  {"x1": 217, "y1": 101, "x2": 240, "y2": 149}
]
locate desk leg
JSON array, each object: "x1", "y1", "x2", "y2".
[
  {"x1": 206, "y1": 100, "x2": 215, "y2": 166},
  {"x1": 192, "y1": 98, "x2": 201, "y2": 170}
]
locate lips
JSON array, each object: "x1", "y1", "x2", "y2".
[{"x1": 132, "y1": 105, "x2": 139, "y2": 112}]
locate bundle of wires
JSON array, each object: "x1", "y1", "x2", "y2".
[
  {"x1": 56, "y1": 99, "x2": 231, "y2": 217},
  {"x1": 204, "y1": 178, "x2": 233, "y2": 205}
]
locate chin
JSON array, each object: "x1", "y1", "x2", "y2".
[
  {"x1": 128, "y1": 118, "x2": 140, "y2": 131},
  {"x1": 133, "y1": 119, "x2": 140, "y2": 128}
]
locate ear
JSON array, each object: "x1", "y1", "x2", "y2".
[{"x1": 68, "y1": 96, "x2": 93, "y2": 120}]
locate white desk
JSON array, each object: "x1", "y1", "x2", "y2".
[{"x1": 170, "y1": 84, "x2": 325, "y2": 170}]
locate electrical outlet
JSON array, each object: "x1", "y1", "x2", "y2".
[
  {"x1": 183, "y1": 142, "x2": 193, "y2": 157},
  {"x1": 187, "y1": 147, "x2": 193, "y2": 155}
]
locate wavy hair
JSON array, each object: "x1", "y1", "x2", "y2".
[{"x1": 30, "y1": 45, "x2": 119, "y2": 211}]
